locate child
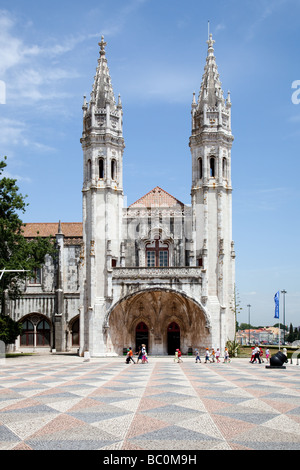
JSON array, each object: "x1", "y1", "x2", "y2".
[
  {"x1": 224, "y1": 347, "x2": 230, "y2": 363},
  {"x1": 141, "y1": 345, "x2": 148, "y2": 363},
  {"x1": 211, "y1": 348, "x2": 216, "y2": 362},
  {"x1": 177, "y1": 349, "x2": 182, "y2": 362},
  {"x1": 265, "y1": 348, "x2": 270, "y2": 363},
  {"x1": 216, "y1": 348, "x2": 220, "y2": 363},
  {"x1": 128, "y1": 347, "x2": 136, "y2": 364},
  {"x1": 136, "y1": 346, "x2": 143, "y2": 363},
  {"x1": 195, "y1": 348, "x2": 201, "y2": 363},
  {"x1": 259, "y1": 347, "x2": 264, "y2": 363},
  {"x1": 205, "y1": 348, "x2": 210, "y2": 363},
  {"x1": 125, "y1": 348, "x2": 130, "y2": 364}
]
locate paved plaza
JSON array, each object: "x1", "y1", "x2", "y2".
[{"x1": 0, "y1": 354, "x2": 300, "y2": 450}]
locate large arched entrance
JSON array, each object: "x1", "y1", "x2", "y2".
[
  {"x1": 167, "y1": 321, "x2": 180, "y2": 355},
  {"x1": 71, "y1": 317, "x2": 80, "y2": 347},
  {"x1": 106, "y1": 288, "x2": 210, "y2": 356}
]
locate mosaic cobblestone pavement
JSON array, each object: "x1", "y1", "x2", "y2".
[{"x1": 0, "y1": 355, "x2": 300, "y2": 450}]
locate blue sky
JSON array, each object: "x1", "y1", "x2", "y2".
[{"x1": 0, "y1": 0, "x2": 300, "y2": 328}]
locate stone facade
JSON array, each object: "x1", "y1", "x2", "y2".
[{"x1": 8, "y1": 34, "x2": 236, "y2": 356}]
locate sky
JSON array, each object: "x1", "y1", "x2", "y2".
[{"x1": 0, "y1": 0, "x2": 299, "y2": 328}]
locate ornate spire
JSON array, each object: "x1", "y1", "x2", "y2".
[
  {"x1": 92, "y1": 36, "x2": 117, "y2": 110},
  {"x1": 197, "y1": 33, "x2": 224, "y2": 110},
  {"x1": 190, "y1": 34, "x2": 233, "y2": 137},
  {"x1": 81, "y1": 37, "x2": 124, "y2": 148}
]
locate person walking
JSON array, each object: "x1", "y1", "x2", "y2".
[
  {"x1": 205, "y1": 348, "x2": 210, "y2": 363},
  {"x1": 195, "y1": 348, "x2": 201, "y2": 363},
  {"x1": 259, "y1": 347, "x2": 264, "y2": 363},
  {"x1": 211, "y1": 348, "x2": 216, "y2": 363},
  {"x1": 249, "y1": 347, "x2": 256, "y2": 363},
  {"x1": 136, "y1": 345, "x2": 143, "y2": 363},
  {"x1": 255, "y1": 345, "x2": 261, "y2": 364},
  {"x1": 141, "y1": 345, "x2": 148, "y2": 363},
  {"x1": 177, "y1": 349, "x2": 183, "y2": 362},
  {"x1": 128, "y1": 347, "x2": 136, "y2": 364},
  {"x1": 224, "y1": 347, "x2": 230, "y2": 363},
  {"x1": 250, "y1": 345, "x2": 261, "y2": 364},
  {"x1": 216, "y1": 348, "x2": 221, "y2": 363},
  {"x1": 265, "y1": 348, "x2": 270, "y2": 363}
]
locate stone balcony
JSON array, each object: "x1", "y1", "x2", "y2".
[
  {"x1": 111, "y1": 267, "x2": 204, "y2": 300},
  {"x1": 112, "y1": 266, "x2": 203, "y2": 280},
  {"x1": 109, "y1": 266, "x2": 205, "y2": 316}
]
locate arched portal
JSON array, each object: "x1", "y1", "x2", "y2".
[
  {"x1": 135, "y1": 322, "x2": 149, "y2": 353},
  {"x1": 71, "y1": 317, "x2": 80, "y2": 347},
  {"x1": 105, "y1": 289, "x2": 210, "y2": 356},
  {"x1": 167, "y1": 321, "x2": 180, "y2": 355}
]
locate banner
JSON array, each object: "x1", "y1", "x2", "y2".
[{"x1": 274, "y1": 291, "x2": 280, "y2": 319}]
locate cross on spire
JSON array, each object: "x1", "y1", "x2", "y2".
[{"x1": 99, "y1": 36, "x2": 107, "y2": 57}]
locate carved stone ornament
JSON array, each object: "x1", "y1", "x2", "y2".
[{"x1": 90, "y1": 240, "x2": 95, "y2": 256}]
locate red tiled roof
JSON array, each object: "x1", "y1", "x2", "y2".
[
  {"x1": 129, "y1": 186, "x2": 184, "y2": 208},
  {"x1": 22, "y1": 223, "x2": 83, "y2": 238}
]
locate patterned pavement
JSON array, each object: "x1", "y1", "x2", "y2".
[{"x1": 0, "y1": 354, "x2": 300, "y2": 451}]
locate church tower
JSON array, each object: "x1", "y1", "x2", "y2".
[
  {"x1": 189, "y1": 34, "x2": 236, "y2": 347},
  {"x1": 80, "y1": 37, "x2": 125, "y2": 356}
]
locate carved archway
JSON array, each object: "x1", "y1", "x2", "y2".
[
  {"x1": 105, "y1": 288, "x2": 211, "y2": 355},
  {"x1": 19, "y1": 313, "x2": 51, "y2": 349}
]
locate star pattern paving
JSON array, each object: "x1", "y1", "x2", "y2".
[{"x1": 0, "y1": 356, "x2": 300, "y2": 450}]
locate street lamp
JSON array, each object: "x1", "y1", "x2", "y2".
[
  {"x1": 247, "y1": 304, "x2": 251, "y2": 345},
  {"x1": 281, "y1": 289, "x2": 287, "y2": 344}
]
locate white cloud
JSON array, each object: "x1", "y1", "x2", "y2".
[
  {"x1": 0, "y1": 118, "x2": 55, "y2": 153},
  {"x1": 0, "y1": 118, "x2": 27, "y2": 146},
  {"x1": 0, "y1": 10, "x2": 85, "y2": 105}
]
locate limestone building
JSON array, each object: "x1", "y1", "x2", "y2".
[{"x1": 8, "y1": 34, "x2": 236, "y2": 356}]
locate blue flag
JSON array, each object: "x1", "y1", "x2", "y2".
[{"x1": 274, "y1": 291, "x2": 280, "y2": 319}]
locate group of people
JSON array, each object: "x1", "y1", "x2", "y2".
[
  {"x1": 201, "y1": 347, "x2": 230, "y2": 363},
  {"x1": 126, "y1": 345, "x2": 231, "y2": 364},
  {"x1": 174, "y1": 347, "x2": 230, "y2": 363},
  {"x1": 125, "y1": 345, "x2": 148, "y2": 364},
  {"x1": 250, "y1": 345, "x2": 270, "y2": 364}
]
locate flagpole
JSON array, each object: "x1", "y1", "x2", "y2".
[{"x1": 274, "y1": 291, "x2": 280, "y2": 350}]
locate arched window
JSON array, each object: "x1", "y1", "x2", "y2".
[
  {"x1": 37, "y1": 320, "x2": 50, "y2": 346},
  {"x1": 87, "y1": 159, "x2": 92, "y2": 181},
  {"x1": 210, "y1": 157, "x2": 215, "y2": 177},
  {"x1": 146, "y1": 237, "x2": 169, "y2": 267},
  {"x1": 111, "y1": 159, "x2": 116, "y2": 180},
  {"x1": 198, "y1": 157, "x2": 203, "y2": 179},
  {"x1": 20, "y1": 319, "x2": 34, "y2": 346},
  {"x1": 222, "y1": 157, "x2": 227, "y2": 179},
  {"x1": 99, "y1": 158, "x2": 104, "y2": 179}
]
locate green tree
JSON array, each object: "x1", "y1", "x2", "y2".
[
  {"x1": 0, "y1": 315, "x2": 23, "y2": 344},
  {"x1": 286, "y1": 323, "x2": 300, "y2": 343},
  {"x1": 0, "y1": 157, "x2": 56, "y2": 343}
]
